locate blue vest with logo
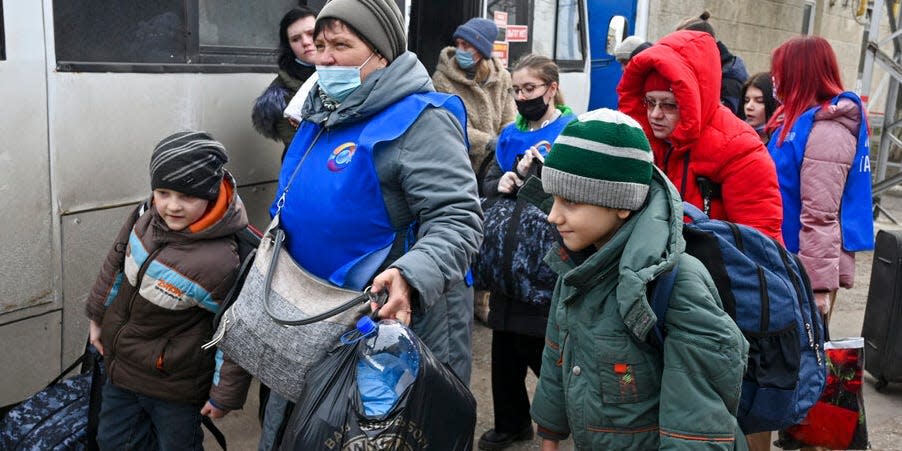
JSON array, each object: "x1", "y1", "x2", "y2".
[
  {"x1": 495, "y1": 113, "x2": 575, "y2": 172},
  {"x1": 768, "y1": 92, "x2": 873, "y2": 253},
  {"x1": 272, "y1": 92, "x2": 467, "y2": 289}
]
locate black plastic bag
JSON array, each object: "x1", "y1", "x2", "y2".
[{"x1": 279, "y1": 329, "x2": 477, "y2": 450}]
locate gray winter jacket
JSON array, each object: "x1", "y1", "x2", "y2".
[{"x1": 298, "y1": 52, "x2": 484, "y2": 382}]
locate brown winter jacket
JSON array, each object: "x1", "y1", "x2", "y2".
[
  {"x1": 797, "y1": 99, "x2": 862, "y2": 290},
  {"x1": 85, "y1": 173, "x2": 252, "y2": 410},
  {"x1": 432, "y1": 46, "x2": 516, "y2": 171}
]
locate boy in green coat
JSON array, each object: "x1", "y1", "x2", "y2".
[{"x1": 529, "y1": 109, "x2": 749, "y2": 450}]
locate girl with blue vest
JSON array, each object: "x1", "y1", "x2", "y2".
[
  {"x1": 475, "y1": 54, "x2": 575, "y2": 451},
  {"x1": 258, "y1": 1, "x2": 483, "y2": 448},
  {"x1": 766, "y1": 36, "x2": 873, "y2": 328}
]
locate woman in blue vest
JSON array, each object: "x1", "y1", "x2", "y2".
[
  {"x1": 474, "y1": 54, "x2": 575, "y2": 450},
  {"x1": 259, "y1": 0, "x2": 483, "y2": 448},
  {"x1": 766, "y1": 36, "x2": 873, "y2": 328}
]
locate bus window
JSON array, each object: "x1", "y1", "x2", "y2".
[
  {"x1": 1, "y1": 0, "x2": 5, "y2": 61},
  {"x1": 486, "y1": 0, "x2": 531, "y2": 69},
  {"x1": 554, "y1": 0, "x2": 584, "y2": 69},
  {"x1": 606, "y1": 15, "x2": 628, "y2": 55},
  {"x1": 54, "y1": 0, "x2": 297, "y2": 73}
]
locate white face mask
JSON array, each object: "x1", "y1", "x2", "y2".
[{"x1": 316, "y1": 53, "x2": 376, "y2": 102}]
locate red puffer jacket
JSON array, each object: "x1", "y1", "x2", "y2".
[{"x1": 617, "y1": 31, "x2": 783, "y2": 241}]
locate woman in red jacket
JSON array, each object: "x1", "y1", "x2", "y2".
[{"x1": 617, "y1": 30, "x2": 783, "y2": 241}]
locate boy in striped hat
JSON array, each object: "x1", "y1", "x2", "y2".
[
  {"x1": 86, "y1": 131, "x2": 252, "y2": 450},
  {"x1": 529, "y1": 109, "x2": 748, "y2": 450}
]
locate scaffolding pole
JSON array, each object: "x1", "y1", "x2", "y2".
[{"x1": 859, "y1": 0, "x2": 902, "y2": 222}]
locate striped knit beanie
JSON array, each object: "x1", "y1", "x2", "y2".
[
  {"x1": 150, "y1": 131, "x2": 228, "y2": 200},
  {"x1": 542, "y1": 108, "x2": 653, "y2": 210}
]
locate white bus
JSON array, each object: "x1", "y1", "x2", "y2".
[{"x1": 0, "y1": 0, "x2": 641, "y2": 405}]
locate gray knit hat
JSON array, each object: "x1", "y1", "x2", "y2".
[
  {"x1": 542, "y1": 109, "x2": 653, "y2": 211},
  {"x1": 150, "y1": 131, "x2": 228, "y2": 200},
  {"x1": 614, "y1": 36, "x2": 647, "y2": 63},
  {"x1": 318, "y1": 0, "x2": 406, "y2": 62}
]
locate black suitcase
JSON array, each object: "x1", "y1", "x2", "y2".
[{"x1": 861, "y1": 229, "x2": 902, "y2": 391}]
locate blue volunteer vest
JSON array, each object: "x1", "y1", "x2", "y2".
[
  {"x1": 271, "y1": 92, "x2": 467, "y2": 289},
  {"x1": 495, "y1": 113, "x2": 575, "y2": 172},
  {"x1": 768, "y1": 92, "x2": 873, "y2": 252}
]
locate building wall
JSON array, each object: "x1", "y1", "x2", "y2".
[{"x1": 646, "y1": 0, "x2": 868, "y2": 93}]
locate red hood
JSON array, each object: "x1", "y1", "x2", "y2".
[{"x1": 617, "y1": 31, "x2": 723, "y2": 156}]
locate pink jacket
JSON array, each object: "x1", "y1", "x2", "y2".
[{"x1": 799, "y1": 99, "x2": 861, "y2": 291}]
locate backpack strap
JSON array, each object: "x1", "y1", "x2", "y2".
[
  {"x1": 646, "y1": 261, "x2": 680, "y2": 352},
  {"x1": 681, "y1": 201, "x2": 710, "y2": 223}
]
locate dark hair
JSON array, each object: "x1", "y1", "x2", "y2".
[
  {"x1": 312, "y1": 18, "x2": 380, "y2": 58},
  {"x1": 512, "y1": 53, "x2": 565, "y2": 105},
  {"x1": 739, "y1": 72, "x2": 777, "y2": 125},
  {"x1": 277, "y1": 6, "x2": 318, "y2": 77},
  {"x1": 676, "y1": 11, "x2": 715, "y2": 37}
]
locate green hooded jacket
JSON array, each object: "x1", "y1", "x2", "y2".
[{"x1": 529, "y1": 168, "x2": 749, "y2": 450}]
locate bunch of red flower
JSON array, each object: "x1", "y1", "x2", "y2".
[{"x1": 784, "y1": 345, "x2": 868, "y2": 449}]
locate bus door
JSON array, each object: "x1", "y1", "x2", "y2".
[
  {"x1": 0, "y1": 0, "x2": 61, "y2": 405},
  {"x1": 587, "y1": 0, "x2": 637, "y2": 109}
]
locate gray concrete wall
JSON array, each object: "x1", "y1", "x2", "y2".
[{"x1": 647, "y1": 0, "x2": 867, "y2": 92}]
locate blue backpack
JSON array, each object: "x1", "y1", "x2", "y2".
[{"x1": 649, "y1": 202, "x2": 826, "y2": 434}]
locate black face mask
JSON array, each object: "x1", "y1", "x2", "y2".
[{"x1": 516, "y1": 95, "x2": 549, "y2": 122}]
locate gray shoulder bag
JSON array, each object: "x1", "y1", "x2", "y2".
[{"x1": 204, "y1": 128, "x2": 384, "y2": 401}]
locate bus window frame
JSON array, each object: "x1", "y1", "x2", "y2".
[
  {"x1": 1, "y1": 0, "x2": 5, "y2": 61},
  {"x1": 53, "y1": 1, "x2": 287, "y2": 73},
  {"x1": 553, "y1": 0, "x2": 586, "y2": 72}
]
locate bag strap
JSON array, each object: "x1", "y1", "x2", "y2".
[
  {"x1": 681, "y1": 201, "x2": 709, "y2": 223},
  {"x1": 646, "y1": 261, "x2": 680, "y2": 352},
  {"x1": 202, "y1": 416, "x2": 228, "y2": 450},
  {"x1": 696, "y1": 176, "x2": 721, "y2": 216},
  {"x1": 261, "y1": 227, "x2": 375, "y2": 326},
  {"x1": 86, "y1": 350, "x2": 103, "y2": 451},
  {"x1": 272, "y1": 127, "x2": 324, "y2": 218}
]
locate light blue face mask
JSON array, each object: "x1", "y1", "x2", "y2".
[
  {"x1": 455, "y1": 49, "x2": 476, "y2": 70},
  {"x1": 316, "y1": 53, "x2": 376, "y2": 102}
]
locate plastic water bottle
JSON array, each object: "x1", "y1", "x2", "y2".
[{"x1": 354, "y1": 316, "x2": 420, "y2": 417}]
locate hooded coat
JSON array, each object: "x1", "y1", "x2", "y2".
[
  {"x1": 617, "y1": 31, "x2": 783, "y2": 242},
  {"x1": 788, "y1": 99, "x2": 862, "y2": 291},
  {"x1": 85, "y1": 173, "x2": 252, "y2": 410},
  {"x1": 292, "y1": 51, "x2": 484, "y2": 382},
  {"x1": 432, "y1": 46, "x2": 517, "y2": 171},
  {"x1": 529, "y1": 169, "x2": 748, "y2": 449},
  {"x1": 252, "y1": 67, "x2": 316, "y2": 147}
]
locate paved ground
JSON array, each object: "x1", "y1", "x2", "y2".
[{"x1": 206, "y1": 196, "x2": 902, "y2": 451}]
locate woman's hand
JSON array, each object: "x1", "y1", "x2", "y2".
[
  {"x1": 814, "y1": 291, "x2": 831, "y2": 314},
  {"x1": 516, "y1": 146, "x2": 545, "y2": 176},
  {"x1": 200, "y1": 401, "x2": 229, "y2": 419},
  {"x1": 370, "y1": 268, "x2": 413, "y2": 326},
  {"x1": 541, "y1": 439, "x2": 560, "y2": 451},
  {"x1": 498, "y1": 171, "x2": 523, "y2": 194},
  {"x1": 288, "y1": 117, "x2": 300, "y2": 129},
  {"x1": 89, "y1": 320, "x2": 104, "y2": 356}
]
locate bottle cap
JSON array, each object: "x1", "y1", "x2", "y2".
[{"x1": 356, "y1": 316, "x2": 377, "y2": 336}]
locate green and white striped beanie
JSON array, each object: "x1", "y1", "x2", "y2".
[{"x1": 542, "y1": 108, "x2": 653, "y2": 210}]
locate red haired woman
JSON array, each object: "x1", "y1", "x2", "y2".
[{"x1": 767, "y1": 36, "x2": 873, "y2": 330}]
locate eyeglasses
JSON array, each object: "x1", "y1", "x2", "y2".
[
  {"x1": 643, "y1": 97, "x2": 679, "y2": 114},
  {"x1": 512, "y1": 83, "x2": 547, "y2": 96}
]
